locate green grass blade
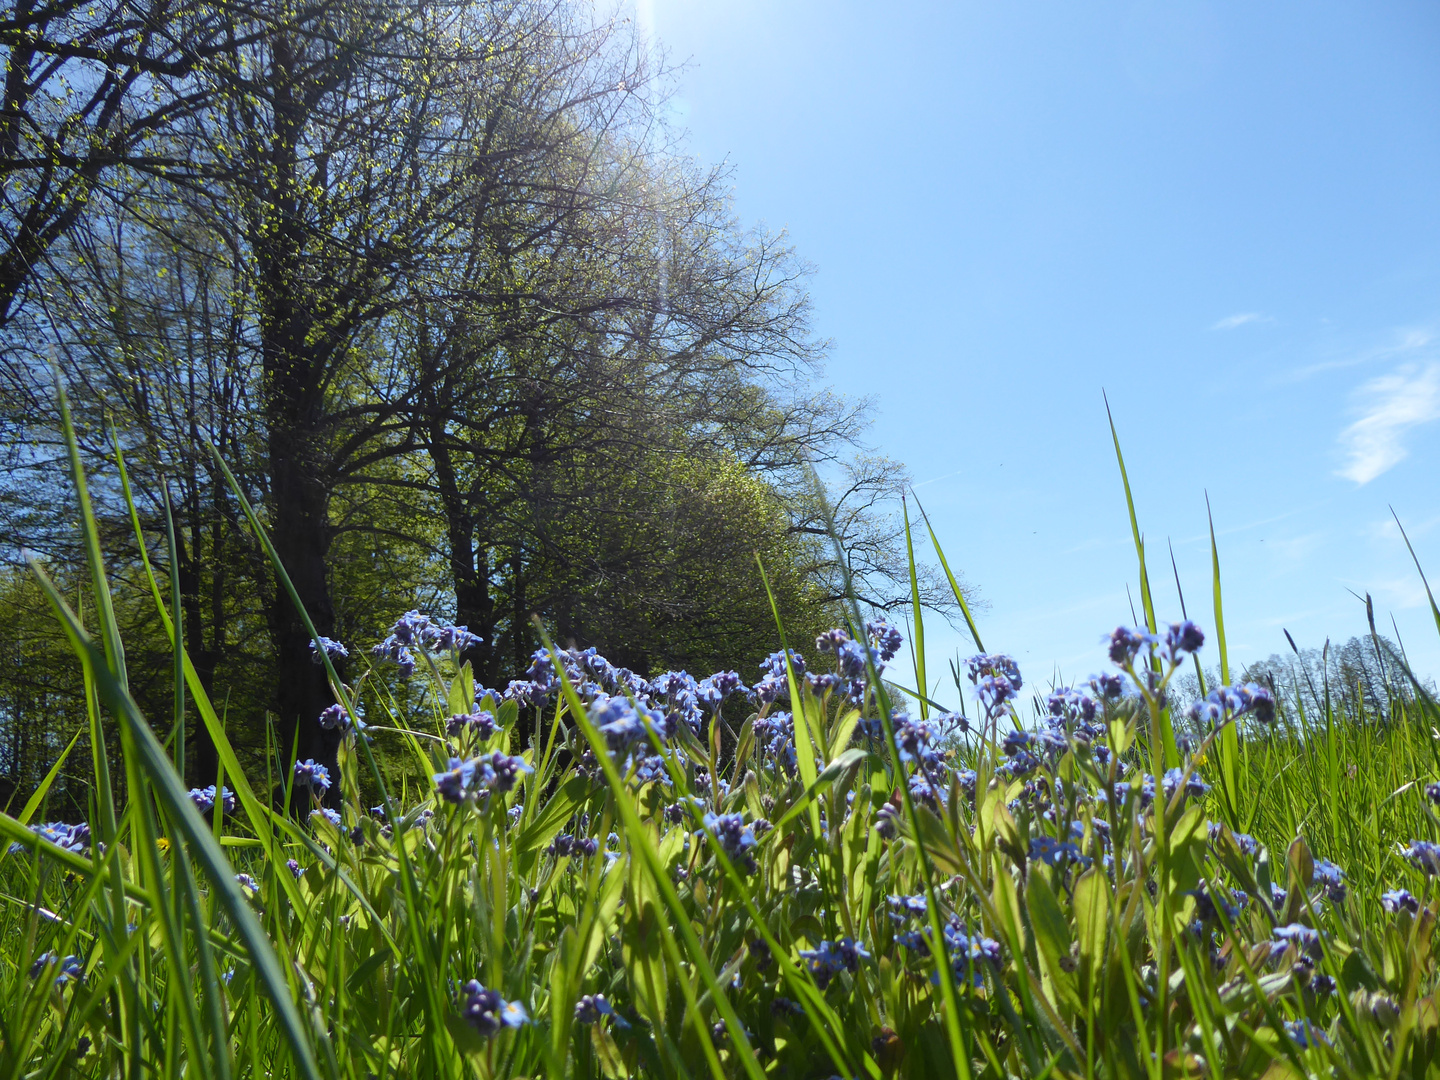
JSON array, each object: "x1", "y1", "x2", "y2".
[
  {"x1": 904, "y1": 497, "x2": 928, "y2": 718},
  {"x1": 755, "y1": 556, "x2": 824, "y2": 839},
  {"x1": 111, "y1": 433, "x2": 232, "y2": 1079},
  {"x1": 1104, "y1": 393, "x2": 1176, "y2": 771},
  {"x1": 50, "y1": 370, "x2": 140, "y2": 1067},
  {"x1": 1103, "y1": 392, "x2": 1158, "y2": 636},
  {"x1": 13, "y1": 730, "x2": 81, "y2": 825},
  {"x1": 1391, "y1": 507, "x2": 1440, "y2": 642},
  {"x1": 1206, "y1": 495, "x2": 1231, "y2": 686},
  {"x1": 1206, "y1": 494, "x2": 1241, "y2": 826},
  {"x1": 50, "y1": 375, "x2": 121, "y2": 854},
  {"x1": 162, "y1": 487, "x2": 187, "y2": 777},
  {"x1": 25, "y1": 562, "x2": 327, "y2": 1080},
  {"x1": 204, "y1": 441, "x2": 455, "y2": 1069},
  {"x1": 912, "y1": 491, "x2": 985, "y2": 651}
]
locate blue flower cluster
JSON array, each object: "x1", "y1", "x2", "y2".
[
  {"x1": 799, "y1": 938, "x2": 870, "y2": 989},
  {"x1": 8, "y1": 820, "x2": 91, "y2": 856},
  {"x1": 458, "y1": 980, "x2": 529, "y2": 1035},
  {"x1": 433, "y1": 752, "x2": 532, "y2": 805},
  {"x1": 1381, "y1": 888, "x2": 1419, "y2": 913},
  {"x1": 804, "y1": 618, "x2": 904, "y2": 706},
  {"x1": 755, "y1": 648, "x2": 806, "y2": 704},
  {"x1": 188, "y1": 785, "x2": 236, "y2": 816},
  {"x1": 370, "y1": 610, "x2": 482, "y2": 677},
  {"x1": 574, "y1": 994, "x2": 628, "y2": 1026},
  {"x1": 317, "y1": 702, "x2": 364, "y2": 734},
  {"x1": 1404, "y1": 840, "x2": 1440, "y2": 875},
  {"x1": 293, "y1": 758, "x2": 331, "y2": 794},
  {"x1": 1209, "y1": 823, "x2": 1260, "y2": 855},
  {"x1": 893, "y1": 911, "x2": 1004, "y2": 989},
  {"x1": 310, "y1": 636, "x2": 348, "y2": 664},
  {"x1": 698, "y1": 811, "x2": 771, "y2": 874},
  {"x1": 943, "y1": 923, "x2": 1004, "y2": 988},
  {"x1": 1185, "y1": 682, "x2": 1277, "y2": 727},
  {"x1": 29, "y1": 951, "x2": 84, "y2": 986},
  {"x1": 968, "y1": 653, "x2": 1023, "y2": 721},
  {"x1": 591, "y1": 696, "x2": 674, "y2": 752},
  {"x1": 1029, "y1": 834, "x2": 1088, "y2": 867},
  {"x1": 494, "y1": 648, "x2": 751, "y2": 735},
  {"x1": 547, "y1": 834, "x2": 599, "y2": 858},
  {"x1": 753, "y1": 712, "x2": 797, "y2": 773},
  {"x1": 446, "y1": 710, "x2": 497, "y2": 742}
]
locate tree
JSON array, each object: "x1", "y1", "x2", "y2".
[
  {"x1": 0, "y1": 0, "x2": 973, "y2": 808},
  {"x1": 0, "y1": 0, "x2": 283, "y2": 324}
]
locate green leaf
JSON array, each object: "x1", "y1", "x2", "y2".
[
  {"x1": 444, "y1": 1013, "x2": 489, "y2": 1058},
  {"x1": 515, "y1": 775, "x2": 592, "y2": 861},
  {"x1": 1025, "y1": 871, "x2": 1073, "y2": 978},
  {"x1": 913, "y1": 805, "x2": 966, "y2": 876},
  {"x1": 904, "y1": 498, "x2": 927, "y2": 719},
  {"x1": 28, "y1": 565, "x2": 326, "y2": 1080},
  {"x1": 828, "y1": 708, "x2": 863, "y2": 761},
  {"x1": 912, "y1": 491, "x2": 984, "y2": 651},
  {"x1": 1391, "y1": 508, "x2": 1440, "y2": 642},
  {"x1": 772, "y1": 748, "x2": 871, "y2": 832},
  {"x1": 544, "y1": 631, "x2": 773, "y2": 1080},
  {"x1": 1073, "y1": 869, "x2": 1109, "y2": 997},
  {"x1": 448, "y1": 661, "x2": 474, "y2": 717},
  {"x1": 14, "y1": 730, "x2": 81, "y2": 825},
  {"x1": 1208, "y1": 495, "x2": 1241, "y2": 826},
  {"x1": 1286, "y1": 835, "x2": 1315, "y2": 892}
]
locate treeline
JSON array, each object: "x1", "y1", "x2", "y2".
[
  {"x1": 1172, "y1": 633, "x2": 1436, "y2": 725},
  {"x1": 0, "y1": 0, "x2": 964, "y2": 810}
]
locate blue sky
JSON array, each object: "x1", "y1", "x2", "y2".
[{"x1": 638, "y1": 0, "x2": 1440, "y2": 699}]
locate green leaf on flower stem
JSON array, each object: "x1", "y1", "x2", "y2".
[
  {"x1": 743, "y1": 770, "x2": 765, "y2": 823},
  {"x1": 828, "y1": 708, "x2": 862, "y2": 760},
  {"x1": 447, "y1": 660, "x2": 474, "y2": 718},
  {"x1": 591, "y1": 1024, "x2": 629, "y2": 1079},
  {"x1": 1165, "y1": 805, "x2": 1209, "y2": 901},
  {"x1": 1026, "y1": 870, "x2": 1077, "y2": 1006},
  {"x1": 675, "y1": 717, "x2": 709, "y2": 764},
  {"x1": 1256, "y1": 844, "x2": 1274, "y2": 904},
  {"x1": 1341, "y1": 950, "x2": 1381, "y2": 994},
  {"x1": 773, "y1": 748, "x2": 870, "y2": 831},
  {"x1": 621, "y1": 852, "x2": 668, "y2": 1027},
  {"x1": 1073, "y1": 869, "x2": 1109, "y2": 998},
  {"x1": 732, "y1": 714, "x2": 755, "y2": 782},
  {"x1": 913, "y1": 804, "x2": 965, "y2": 876},
  {"x1": 992, "y1": 864, "x2": 1028, "y2": 956},
  {"x1": 515, "y1": 774, "x2": 592, "y2": 865},
  {"x1": 582, "y1": 864, "x2": 627, "y2": 975},
  {"x1": 1213, "y1": 824, "x2": 1262, "y2": 900},
  {"x1": 1286, "y1": 835, "x2": 1315, "y2": 891},
  {"x1": 1109, "y1": 713, "x2": 1136, "y2": 757},
  {"x1": 444, "y1": 1013, "x2": 489, "y2": 1058},
  {"x1": 496, "y1": 697, "x2": 520, "y2": 732}
]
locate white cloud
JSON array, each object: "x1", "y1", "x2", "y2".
[
  {"x1": 1210, "y1": 312, "x2": 1267, "y2": 330},
  {"x1": 1337, "y1": 363, "x2": 1440, "y2": 484},
  {"x1": 1283, "y1": 327, "x2": 1434, "y2": 382}
]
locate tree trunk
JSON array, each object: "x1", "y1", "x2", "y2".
[
  {"x1": 265, "y1": 420, "x2": 340, "y2": 787},
  {"x1": 256, "y1": 31, "x2": 340, "y2": 797},
  {"x1": 429, "y1": 428, "x2": 497, "y2": 683}
]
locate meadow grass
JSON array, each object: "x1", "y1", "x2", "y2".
[{"x1": 2, "y1": 390, "x2": 1439, "y2": 1080}]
